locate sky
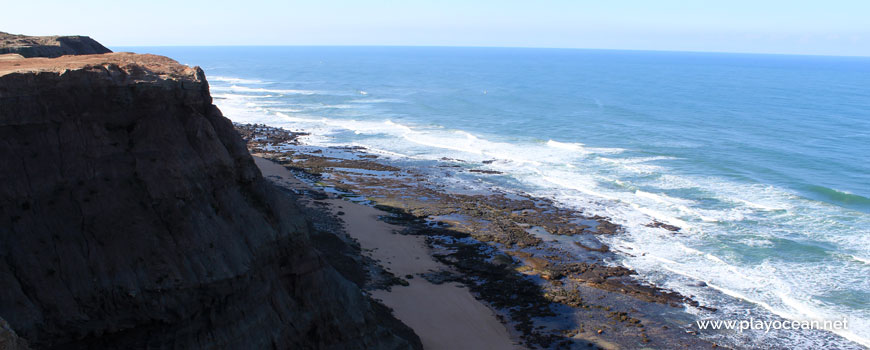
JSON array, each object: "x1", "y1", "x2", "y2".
[{"x1": 3, "y1": 0, "x2": 869, "y2": 56}]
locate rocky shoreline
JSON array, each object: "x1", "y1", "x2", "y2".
[
  {"x1": 0, "y1": 33, "x2": 719, "y2": 348},
  {"x1": 236, "y1": 123, "x2": 727, "y2": 349}
]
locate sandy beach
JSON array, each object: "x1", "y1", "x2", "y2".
[
  {"x1": 238, "y1": 123, "x2": 730, "y2": 350},
  {"x1": 254, "y1": 156, "x2": 523, "y2": 350}
]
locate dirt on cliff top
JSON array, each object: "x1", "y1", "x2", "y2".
[
  {"x1": 0, "y1": 31, "x2": 112, "y2": 58},
  {"x1": 0, "y1": 52, "x2": 200, "y2": 81}
]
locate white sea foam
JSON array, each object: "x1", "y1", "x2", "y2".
[
  {"x1": 529, "y1": 161, "x2": 870, "y2": 348},
  {"x1": 623, "y1": 233, "x2": 870, "y2": 348},
  {"x1": 546, "y1": 139, "x2": 585, "y2": 151},
  {"x1": 211, "y1": 85, "x2": 319, "y2": 95},
  {"x1": 208, "y1": 87, "x2": 870, "y2": 349},
  {"x1": 212, "y1": 93, "x2": 275, "y2": 99},
  {"x1": 352, "y1": 145, "x2": 417, "y2": 159},
  {"x1": 349, "y1": 98, "x2": 405, "y2": 104},
  {"x1": 208, "y1": 76, "x2": 268, "y2": 84},
  {"x1": 601, "y1": 156, "x2": 677, "y2": 164},
  {"x1": 598, "y1": 156, "x2": 673, "y2": 174},
  {"x1": 296, "y1": 104, "x2": 356, "y2": 110},
  {"x1": 384, "y1": 120, "x2": 415, "y2": 133},
  {"x1": 731, "y1": 197, "x2": 787, "y2": 212},
  {"x1": 743, "y1": 238, "x2": 774, "y2": 247},
  {"x1": 539, "y1": 175, "x2": 621, "y2": 202},
  {"x1": 635, "y1": 190, "x2": 694, "y2": 206},
  {"x1": 269, "y1": 107, "x2": 304, "y2": 113}
]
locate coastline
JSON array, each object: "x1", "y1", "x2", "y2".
[
  {"x1": 200, "y1": 46, "x2": 870, "y2": 349},
  {"x1": 240, "y1": 123, "x2": 724, "y2": 349},
  {"x1": 0, "y1": 52, "x2": 423, "y2": 349},
  {"x1": 4, "y1": 35, "x2": 864, "y2": 349},
  {"x1": 255, "y1": 157, "x2": 523, "y2": 349}
]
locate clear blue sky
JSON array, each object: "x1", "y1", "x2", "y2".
[{"x1": 4, "y1": 0, "x2": 869, "y2": 56}]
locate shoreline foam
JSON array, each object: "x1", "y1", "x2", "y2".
[
  {"x1": 237, "y1": 122, "x2": 870, "y2": 349},
  {"x1": 240, "y1": 124, "x2": 729, "y2": 349}
]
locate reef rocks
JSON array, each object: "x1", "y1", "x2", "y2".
[
  {"x1": 0, "y1": 53, "x2": 419, "y2": 349},
  {"x1": 236, "y1": 123, "x2": 721, "y2": 349}
]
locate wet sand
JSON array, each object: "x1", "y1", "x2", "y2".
[{"x1": 254, "y1": 156, "x2": 523, "y2": 350}]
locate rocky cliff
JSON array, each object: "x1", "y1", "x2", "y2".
[
  {"x1": 0, "y1": 32, "x2": 111, "y2": 58},
  {"x1": 0, "y1": 53, "x2": 420, "y2": 349}
]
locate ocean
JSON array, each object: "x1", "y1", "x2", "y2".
[{"x1": 124, "y1": 46, "x2": 870, "y2": 348}]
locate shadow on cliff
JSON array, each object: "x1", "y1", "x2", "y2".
[{"x1": 0, "y1": 52, "x2": 421, "y2": 349}]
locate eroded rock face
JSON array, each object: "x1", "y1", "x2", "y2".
[
  {"x1": 0, "y1": 316, "x2": 29, "y2": 350},
  {"x1": 0, "y1": 32, "x2": 112, "y2": 58},
  {"x1": 0, "y1": 53, "x2": 420, "y2": 349}
]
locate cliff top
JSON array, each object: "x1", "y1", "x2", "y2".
[
  {"x1": 0, "y1": 31, "x2": 112, "y2": 58},
  {"x1": 0, "y1": 31, "x2": 88, "y2": 43},
  {"x1": 0, "y1": 52, "x2": 202, "y2": 83}
]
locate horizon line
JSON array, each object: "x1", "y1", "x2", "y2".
[{"x1": 109, "y1": 44, "x2": 870, "y2": 59}]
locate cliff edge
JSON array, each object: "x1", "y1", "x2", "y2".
[
  {"x1": 0, "y1": 32, "x2": 111, "y2": 58},
  {"x1": 0, "y1": 53, "x2": 420, "y2": 349}
]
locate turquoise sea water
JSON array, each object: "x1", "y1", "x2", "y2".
[{"x1": 126, "y1": 46, "x2": 870, "y2": 348}]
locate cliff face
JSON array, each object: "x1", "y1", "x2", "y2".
[
  {"x1": 0, "y1": 32, "x2": 112, "y2": 58},
  {"x1": 0, "y1": 53, "x2": 420, "y2": 349},
  {"x1": 1, "y1": 317, "x2": 29, "y2": 350}
]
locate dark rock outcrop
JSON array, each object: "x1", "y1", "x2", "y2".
[
  {"x1": 0, "y1": 53, "x2": 420, "y2": 349},
  {"x1": 0, "y1": 32, "x2": 111, "y2": 58},
  {"x1": 1, "y1": 316, "x2": 29, "y2": 350}
]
